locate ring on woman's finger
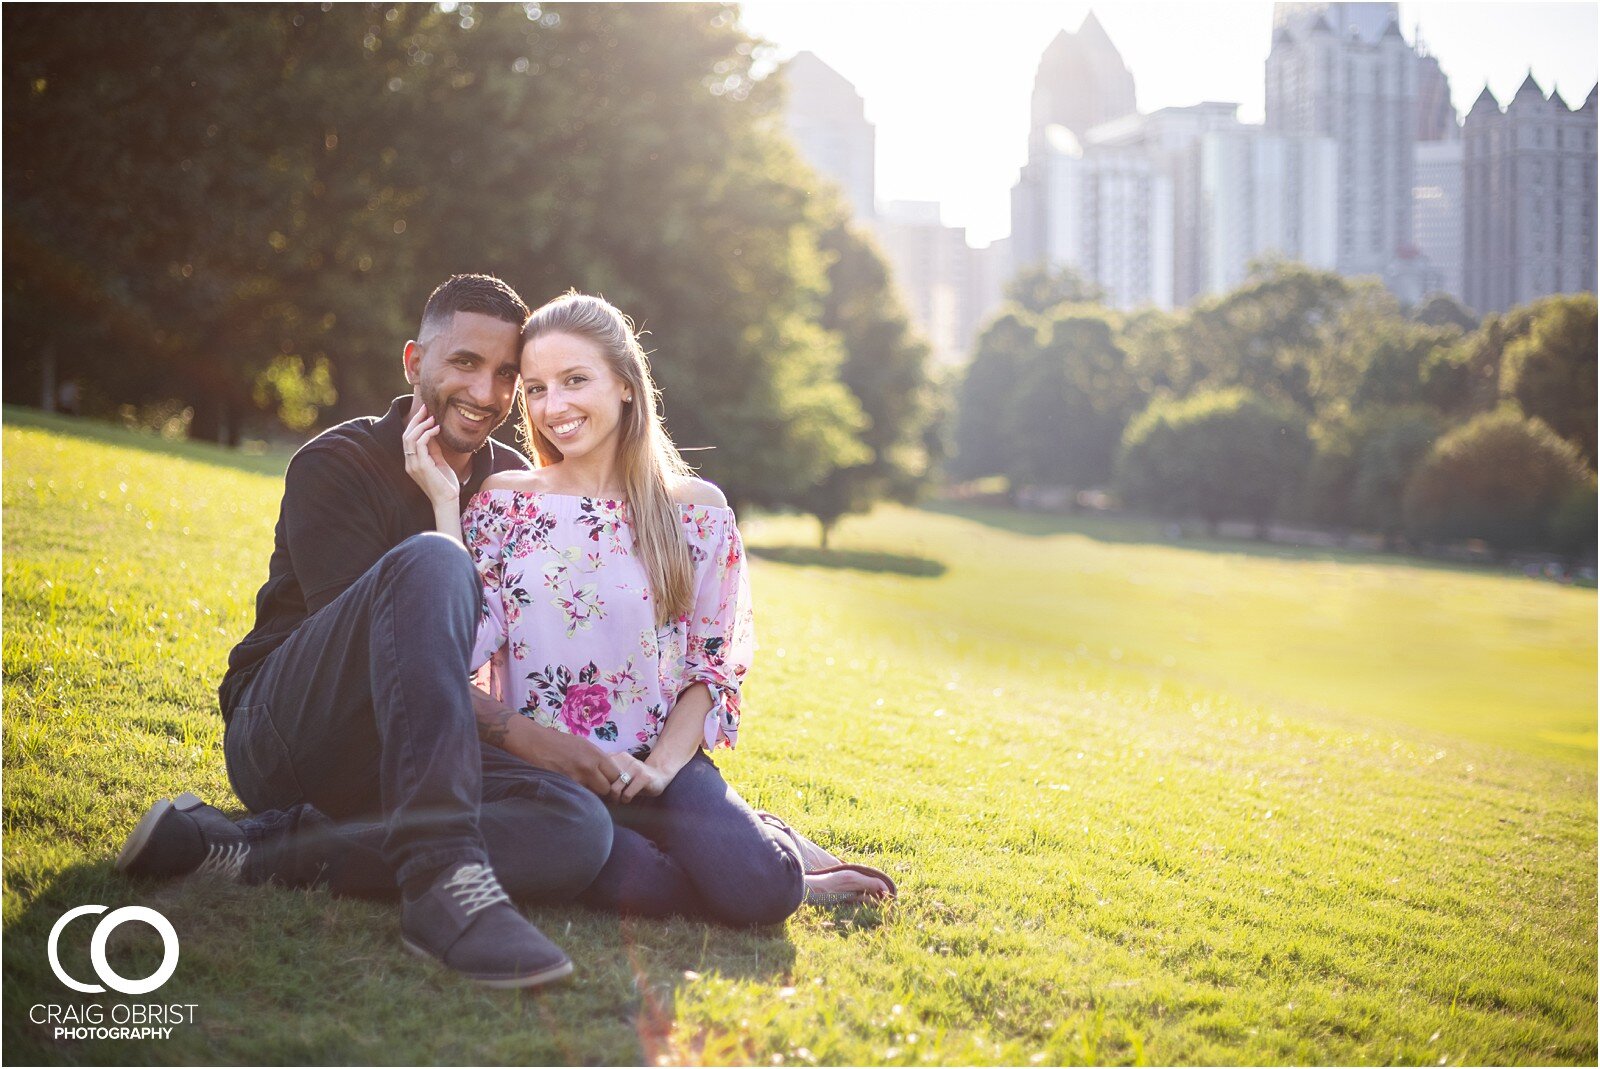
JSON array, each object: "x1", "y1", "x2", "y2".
[
  {"x1": 616, "y1": 771, "x2": 633, "y2": 788},
  {"x1": 403, "y1": 449, "x2": 415, "y2": 456}
]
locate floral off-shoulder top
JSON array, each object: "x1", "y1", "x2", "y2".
[{"x1": 463, "y1": 490, "x2": 754, "y2": 757}]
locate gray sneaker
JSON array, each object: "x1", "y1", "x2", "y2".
[
  {"x1": 400, "y1": 863, "x2": 572, "y2": 989},
  {"x1": 116, "y1": 792, "x2": 250, "y2": 881}
]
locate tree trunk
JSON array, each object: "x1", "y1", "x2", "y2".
[
  {"x1": 819, "y1": 517, "x2": 833, "y2": 551},
  {"x1": 190, "y1": 397, "x2": 223, "y2": 444},
  {"x1": 223, "y1": 396, "x2": 243, "y2": 448},
  {"x1": 40, "y1": 346, "x2": 56, "y2": 412}
]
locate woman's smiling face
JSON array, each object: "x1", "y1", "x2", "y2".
[{"x1": 521, "y1": 330, "x2": 631, "y2": 464}]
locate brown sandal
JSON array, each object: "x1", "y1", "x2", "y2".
[
  {"x1": 757, "y1": 812, "x2": 898, "y2": 905},
  {"x1": 803, "y1": 863, "x2": 898, "y2": 906}
]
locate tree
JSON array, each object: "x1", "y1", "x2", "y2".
[
  {"x1": 1351, "y1": 407, "x2": 1442, "y2": 547},
  {"x1": 5, "y1": 6, "x2": 440, "y2": 442},
  {"x1": 357, "y1": 2, "x2": 870, "y2": 508},
  {"x1": 1549, "y1": 484, "x2": 1598, "y2": 564},
  {"x1": 1295, "y1": 417, "x2": 1362, "y2": 533},
  {"x1": 1349, "y1": 319, "x2": 1462, "y2": 411},
  {"x1": 1402, "y1": 410, "x2": 1592, "y2": 557},
  {"x1": 1501, "y1": 294, "x2": 1597, "y2": 467},
  {"x1": 1174, "y1": 262, "x2": 1362, "y2": 417},
  {"x1": 795, "y1": 207, "x2": 936, "y2": 547},
  {"x1": 951, "y1": 311, "x2": 1038, "y2": 481},
  {"x1": 1003, "y1": 265, "x2": 1104, "y2": 316},
  {"x1": 1011, "y1": 311, "x2": 1137, "y2": 491},
  {"x1": 1419, "y1": 304, "x2": 1543, "y2": 422},
  {"x1": 1115, "y1": 388, "x2": 1312, "y2": 535},
  {"x1": 5, "y1": 2, "x2": 876, "y2": 502},
  {"x1": 1410, "y1": 293, "x2": 1478, "y2": 333}
]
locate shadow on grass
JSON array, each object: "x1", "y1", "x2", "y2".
[
  {"x1": 5, "y1": 405, "x2": 300, "y2": 479},
  {"x1": 748, "y1": 545, "x2": 947, "y2": 578},
  {"x1": 922, "y1": 499, "x2": 1523, "y2": 578},
  {"x1": 3, "y1": 856, "x2": 800, "y2": 1065}
]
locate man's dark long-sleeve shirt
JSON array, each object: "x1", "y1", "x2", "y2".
[{"x1": 218, "y1": 396, "x2": 530, "y2": 719}]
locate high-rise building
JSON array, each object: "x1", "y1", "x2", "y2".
[
  {"x1": 876, "y1": 201, "x2": 971, "y2": 367},
  {"x1": 1413, "y1": 139, "x2": 1464, "y2": 299},
  {"x1": 1088, "y1": 104, "x2": 1337, "y2": 304},
  {"x1": 1409, "y1": 36, "x2": 1464, "y2": 301},
  {"x1": 781, "y1": 51, "x2": 876, "y2": 220},
  {"x1": 966, "y1": 238, "x2": 1012, "y2": 350},
  {"x1": 1029, "y1": 11, "x2": 1138, "y2": 146},
  {"x1": 1462, "y1": 75, "x2": 1598, "y2": 314},
  {"x1": 1266, "y1": 3, "x2": 1418, "y2": 279},
  {"x1": 1020, "y1": 127, "x2": 1174, "y2": 311},
  {"x1": 1012, "y1": 12, "x2": 1144, "y2": 287},
  {"x1": 1414, "y1": 41, "x2": 1459, "y2": 142}
]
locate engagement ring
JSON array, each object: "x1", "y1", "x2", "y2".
[{"x1": 617, "y1": 772, "x2": 633, "y2": 787}]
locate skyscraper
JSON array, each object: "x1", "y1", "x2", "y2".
[
  {"x1": 1410, "y1": 36, "x2": 1463, "y2": 301},
  {"x1": 781, "y1": 51, "x2": 876, "y2": 220},
  {"x1": 1029, "y1": 11, "x2": 1138, "y2": 147},
  {"x1": 1414, "y1": 41, "x2": 1459, "y2": 142},
  {"x1": 1462, "y1": 76, "x2": 1598, "y2": 314},
  {"x1": 1022, "y1": 127, "x2": 1175, "y2": 311},
  {"x1": 1012, "y1": 12, "x2": 1142, "y2": 281},
  {"x1": 1088, "y1": 104, "x2": 1337, "y2": 304},
  {"x1": 876, "y1": 201, "x2": 972, "y2": 366},
  {"x1": 1266, "y1": 2, "x2": 1418, "y2": 279}
]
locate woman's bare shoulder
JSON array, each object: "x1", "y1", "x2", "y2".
[
  {"x1": 480, "y1": 468, "x2": 551, "y2": 494},
  {"x1": 669, "y1": 476, "x2": 728, "y2": 509}
]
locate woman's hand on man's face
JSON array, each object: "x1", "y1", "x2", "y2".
[{"x1": 402, "y1": 401, "x2": 459, "y2": 505}]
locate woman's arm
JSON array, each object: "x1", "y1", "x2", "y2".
[
  {"x1": 611, "y1": 683, "x2": 713, "y2": 803},
  {"x1": 401, "y1": 401, "x2": 464, "y2": 542}
]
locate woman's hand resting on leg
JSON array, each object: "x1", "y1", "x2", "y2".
[{"x1": 608, "y1": 753, "x2": 675, "y2": 803}]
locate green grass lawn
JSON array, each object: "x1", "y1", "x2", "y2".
[{"x1": 4, "y1": 409, "x2": 1595, "y2": 1065}]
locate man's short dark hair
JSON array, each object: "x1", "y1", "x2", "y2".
[{"x1": 420, "y1": 274, "x2": 529, "y2": 333}]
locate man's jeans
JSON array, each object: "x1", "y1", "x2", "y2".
[
  {"x1": 581, "y1": 750, "x2": 805, "y2": 926},
  {"x1": 223, "y1": 533, "x2": 610, "y2": 899}
]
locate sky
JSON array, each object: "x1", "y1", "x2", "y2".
[{"x1": 737, "y1": 1, "x2": 1600, "y2": 246}]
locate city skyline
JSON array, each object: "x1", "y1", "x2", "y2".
[{"x1": 740, "y1": 1, "x2": 1600, "y2": 246}]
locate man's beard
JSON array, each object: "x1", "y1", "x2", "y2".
[{"x1": 421, "y1": 385, "x2": 503, "y2": 455}]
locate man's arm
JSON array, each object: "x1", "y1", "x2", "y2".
[
  {"x1": 472, "y1": 688, "x2": 624, "y2": 796},
  {"x1": 283, "y1": 445, "x2": 398, "y2": 614}
]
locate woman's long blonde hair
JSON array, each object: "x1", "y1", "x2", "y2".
[{"x1": 518, "y1": 292, "x2": 694, "y2": 627}]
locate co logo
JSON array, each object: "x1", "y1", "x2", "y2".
[{"x1": 47, "y1": 905, "x2": 179, "y2": 995}]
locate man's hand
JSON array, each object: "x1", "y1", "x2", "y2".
[{"x1": 473, "y1": 690, "x2": 623, "y2": 796}]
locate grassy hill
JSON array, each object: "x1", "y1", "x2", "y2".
[{"x1": 4, "y1": 409, "x2": 1595, "y2": 1065}]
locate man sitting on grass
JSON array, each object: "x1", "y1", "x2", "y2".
[{"x1": 116, "y1": 274, "x2": 622, "y2": 989}]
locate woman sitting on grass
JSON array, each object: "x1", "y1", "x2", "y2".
[{"x1": 402, "y1": 291, "x2": 893, "y2": 922}]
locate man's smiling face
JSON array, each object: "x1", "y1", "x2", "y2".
[{"x1": 404, "y1": 310, "x2": 522, "y2": 457}]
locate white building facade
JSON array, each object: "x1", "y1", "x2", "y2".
[
  {"x1": 1412, "y1": 139, "x2": 1464, "y2": 299},
  {"x1": 1030, "y1": 127, "x2": 1174, "y2": 310},
  {"x1": 1088, "y1": 104, "x2": 1337, "y2": 304},
  {"x1": 1266, "y1": 3, "x2": 1418, "y2": 279}
]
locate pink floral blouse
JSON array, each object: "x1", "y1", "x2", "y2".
[{"x1": 462, "y1": 490, "x2": 754, "y2": 756}]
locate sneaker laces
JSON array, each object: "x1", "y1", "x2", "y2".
[
  {"x1": 443, "y1": 863, "x2": 510, "y2": 916},
  {"x1": 195, "y1": 841, "x2": 249, "y2": 881}
]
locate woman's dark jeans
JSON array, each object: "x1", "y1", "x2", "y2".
[{"x1": 581, "y1": 750, "x2": 805, "y2": 927}]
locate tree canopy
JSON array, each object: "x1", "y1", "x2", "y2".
[{"x1": 5, "y1": 3, "x2": 938, "y2": 523}]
